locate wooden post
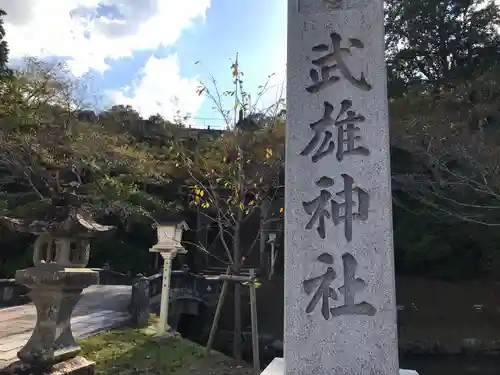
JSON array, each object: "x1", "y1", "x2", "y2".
[
  {"x1": 205, "y1": 266, "x2": 231, "y2": 355},
  {"x1": 249, "y1": 269, "x2": 260, "y2": 374},
  {"x1": 259, "y1": 200, "x2": 270, "y2": 273}
]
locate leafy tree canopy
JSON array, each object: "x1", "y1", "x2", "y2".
[
  {"x1": 0, "y1": 58, "x2": 178, "y2": 223},
  {"x1": 385, "y1": 0, "x2": 500, "y2": 95},
  {"x1": 0, "y1": 9, "x2": 10, "y2": 78}
]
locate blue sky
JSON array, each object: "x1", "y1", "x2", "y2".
[{"x1": 1, "y1": 0, "x2": 287, "y2": 127}]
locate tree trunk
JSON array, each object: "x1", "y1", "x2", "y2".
[
  {"x1": 233, "y1": 216, "x2": 242, "y2": 360},
  {"x1": 233, "y1": 127, "x2": 244, "y2": 361},
  {"x1": 259, "y1": 200, "x2": 270, "y2": 275}
]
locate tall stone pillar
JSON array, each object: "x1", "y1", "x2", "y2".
[{"x1": 280, "y1": 0, "x2": 401, "y2": 374}]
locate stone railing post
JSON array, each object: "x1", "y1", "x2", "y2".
[{"x1": 130, "y1": 274, "x2": 150, "y2": 328}]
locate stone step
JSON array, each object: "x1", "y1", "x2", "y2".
[{"x1": 260, "y1": 358, "x2": 420, "y2": 375}]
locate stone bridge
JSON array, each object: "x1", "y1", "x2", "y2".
[{"x1": 0, "y1": 267, "x2": 215, "y2": 369}]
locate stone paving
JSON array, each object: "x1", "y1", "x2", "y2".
[{"x1": 0, "y1": 285, "x2": 132, "y2": 369}]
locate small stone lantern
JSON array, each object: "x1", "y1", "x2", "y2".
[
  {"x1": 0, "y1": 192, "x2": 114, "y2": 374},
  {"x1": 149, "y1": 220, "x2": 188, "y2": 336}
]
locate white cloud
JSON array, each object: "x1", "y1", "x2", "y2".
[
  {"x1": 1, "y1": 0, "x2": 210, "y2": 75},
  {"x1": 0, "y1": 0, "x2": 209, "y2": 120},
  {"x1": 109, "y1": 54, "x2": 204, "y2": 121}
]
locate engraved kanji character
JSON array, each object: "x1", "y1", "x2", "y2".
[
  {"x1": 303, "y1": 176, "x2": 335, "y2": 239},
  {"x1": 300, "y1": 100, "x2": 369, "y2": 163},
  {"x1": 298, "y1": 0, "x2": 343, "y2": 12},
  {"x1": 306, "y1": 32, "x2": 372, "y2": 94},
  {"x1": 331, "y1": 174, "x2": 369, "y2": 242},
  {"x1": 330, "y1": 253, "x2": 376, "y2": 317},
  {"x1": 303, "y1": 174, "x2": 369, "y2": 241},
  {"x1": 303, "y1": 253, "x2": 338, "y2": 320},
  {"x1": 303, "y1": 253, "x2": 376, "y2": 321},
  {"x1": 334, "y1": 99, "x2": 370, "y2": 161}
]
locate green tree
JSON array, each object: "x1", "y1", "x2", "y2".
[
  {"x1": 390, "y1": 66, "x2": 500, "y2": 227},
  {"x1": 173, "y1": 57, "x2": 285, "y2": 360},
  {"x1": 0, "y1": 58, "x2": 177, "y2": 222},
  {"x1": 0, "y1": 9, "x2": 11, "y2": 78},
  {"x1": 385, "y1": 0, "x2": 500, "y2": 94},
  {"x1": 0, "y1": 58, "x2": 181, "y2": 275}
]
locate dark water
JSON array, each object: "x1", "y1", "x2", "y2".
[
  {"x1": 400, "y1": 357, "x2": 500, "y2": 375},
  {"x1": 182, "y1": 326, "x2": 500, "y2": 375}
]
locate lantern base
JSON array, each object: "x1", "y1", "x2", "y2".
[
  {"x1": 1, "y1": 356, "x2": 95, "y2": 375},
  {"x1": 13, "y1": 268, "x2": 98, "y2": 367}
]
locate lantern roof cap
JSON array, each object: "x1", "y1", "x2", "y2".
[
  {"x1": 154, "y1": 220, "x2": 189, "y2": 230},
  {"x1": 153, "y1": 214, "x2": 189, "y2": 230}
]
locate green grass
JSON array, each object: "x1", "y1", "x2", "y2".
[{"x1": 79, "y1": 318, "x2": 253, "y2": 375}]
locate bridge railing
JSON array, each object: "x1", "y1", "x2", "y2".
[
  {"x1": 90, "y1": 268, "x2": 133, "y2": 285},
  {"x1": 143, "y1": 269, "x2": 210, "y2": 307},
  {"x1": 0, "y1": 279, "x2": 30, "y2": 307},
  {"x1": 146, "y1": 273, "x2": 163, "y2": 300}
]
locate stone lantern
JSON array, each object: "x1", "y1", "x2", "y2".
[
  {"x1": 0, "y1": 191, "x2": 114, "y2": 374},
  {"x1": 149, "y1": 220, "x2": 188, "y2": 336}
]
